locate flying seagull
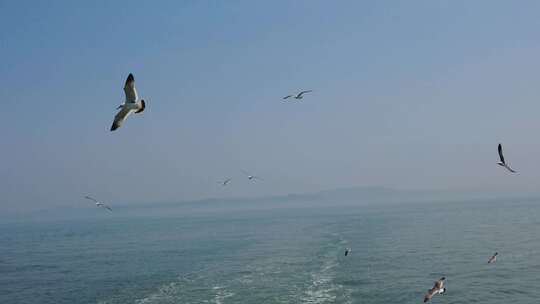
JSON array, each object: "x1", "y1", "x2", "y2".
[
  {"x1": 497, "y1": 144, "x2": 516, "y2": 173},
  {"x1": 488, "y1": 252, "x2": 498, "y2": 264},
  {"x1": 242, "y1": 170, "x2": 262, "y2": 181},
  {"x1": 283, "y1": 90, "x2": 312, "y2": 100},
  {"x1": 84, "y1": 196, "x2": 112, "y2": 211},
  {"x1": 219, "y1": 178, "x2": 232, "y2": 186},
  {"x1": 423, "y1": 277, "x2": 446, "y2": 303},
  {"x1": 344, "y1": 248, "x2": 351, "y2": 256},
  {"x1": 111, "y1": 73, "x2": 146, "y2": 131}
]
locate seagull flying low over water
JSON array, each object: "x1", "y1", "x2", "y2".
[
  {"x1": 497, "y1": 143, "x2": 516, "y2": 173},
  {"x1": 84, "y1": 196, "x2": 112, "y2": 211},
  {"x1": 283, "y1": 90, "x2": 312, "y2": 100},
  {"x1": 488, "y1": 252, "x2": 498, "y2": 264},
  {"x1": 423, "y1": 277, "x2": 446, "y2": 303},
  {"x1": 242, "y1": 170, "x2": 262, "y2": 181},
  {"x1": 111, "y1": 73, "x2": 146, "y2": 131},
  {"x1": 344, "y1": 248, "x2": 351, "y2": 256}
]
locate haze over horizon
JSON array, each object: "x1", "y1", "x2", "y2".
[{"x1": 3, "y1": 1, "x2": 540, "y2": 214}]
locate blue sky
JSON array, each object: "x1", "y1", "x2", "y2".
[{"x1": 2, "y1": 1, "x2": 540, "y2": 213}]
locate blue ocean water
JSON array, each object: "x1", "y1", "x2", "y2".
[{"x1": 1, "y1": 198, "x2": 539, "y2": 303}]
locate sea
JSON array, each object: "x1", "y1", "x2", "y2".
[{"x1": 1, "y1": 197, "x2": 539, "y2": 304}]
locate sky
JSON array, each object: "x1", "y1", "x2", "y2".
[{"x1": 2, "y1": 0, "x2": 540, "y2": 214}]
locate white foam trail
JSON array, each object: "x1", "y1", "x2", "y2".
[
  {"x1": 301, "y1": 254, "x2": 341, "y2": 303},
  {"x1": 213, "y1": 286, "x2": 234, "y2": 304},
  {"x1": 134, "y1": 281, "x2": 178, "y2": 304}
]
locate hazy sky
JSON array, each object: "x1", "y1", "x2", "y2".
[{"x1": 2, "y1": 1, "x2": 540, "y2": 213}]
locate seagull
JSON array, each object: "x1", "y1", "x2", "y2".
[
  {"x1": 497, "y1": 143, "x2": 516, "y2": 173},
  {"x1": 219, "y1": 178, "x2": 232, "y2": 186},
  {"x1": 344, "y1": 248, "x2": 351, "y2": 256},
  {"x1": 488, "y1": 252, "x2": 498, "y2": 264},
  {"x1": 110, "y1": 73, "x2": 146, "y2": 131},
  {"x1": 283, "y1": 90, "x2": 312, "y2": 100},
  {"x1": 84, "y1": 196, "x2": 112, "y2": 211},
  {"x1": 242, "y1": 170, "x2": 262, "y2": 181},
  {"x1": 423, "y1": 277, "x2": 446, "y2": 303}
]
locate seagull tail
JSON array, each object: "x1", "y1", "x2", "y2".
[{"x1": 135, "y1": 100, "x2": 145, "y2": 113}]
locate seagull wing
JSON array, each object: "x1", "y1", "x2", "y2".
[
  {"x1": 505, "y1": 165, "x2": 516, "y2": 173},
  {"x1": 111, "y1": 107, "x2": 134, "y2": 131},
  {"x1": 434, "y1": 279, "x2": 444, "y2": 289},
  {"x1": 84, "y1": 196, "x2": 99, "y2": 203},
  {"x1": 423, "y1": 289, "x2": 435, "y2": 302},
  {"x1": 283, "y1": 95, "x2": 293, "y2": 99},
  {"x1": 297, "y1": 90, "x2": 312, "y2": 97},
  {"x1": 123, "y1": 73, "x2": 138, "y2": 103},
  {"x1": 498, "y1": 144, "x2": 505, "y2": 164},
  {"x1": 103, "y1": 204, "x2": 113, "y2": 211}
]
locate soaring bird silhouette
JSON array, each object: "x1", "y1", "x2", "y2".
[
  {"x1": 497, "y1": 144, "x2": 516, "y2": 173},
  {"x1": 84, "y1": 196, "x2": 112, "y2": 211},
  {"x1": 242, "y1": 170, "x2": 262, "y2": 181},
  {"x1": 283, "y1": 90, "x2": 312, "y2": 100},
  {"x1": 111, "y1": 73, "x2": 146, "y2": 131},
  {"x1": 219, "y1": 178, "x2": 232, "y2": 186}
]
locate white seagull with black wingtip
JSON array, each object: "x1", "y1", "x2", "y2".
[
  {"x1": 283, "y1": 90, "x2": 312, "y2": 101},
  {"x1": 110, "y1": 73, "x2": 146, "y2": 131},
  {"x1": 497, "y1": 143, "x2": 516, "y2": 173},
  {"x1": 84, "y1": 196, "x2": 113, "y2": 211}
]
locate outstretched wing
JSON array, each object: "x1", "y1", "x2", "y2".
[
  {"x1": 103, "y1": 204, "x2": 113, "y2": 211},
  {"x1": 297, "y1": 90, "x2": 312, "y2": 97},
  {"x1": 111, "y1": 107, "x2": 134, "y2": 131},
  {"x1": 84, "y1": 196, "x2": 99, "y2": 203},
  {"x1": 283, "y1": 95, "x2": 293, "y2": 99},
  {"x1": 124, "y1": 73, "x2": 138, "y2": 103},
  {"x1": 498, "y1": 144, "x2": 505, "y2": 164},
  {"x1": 423, "y1": 289, "x2": 434, "y2": 303}
]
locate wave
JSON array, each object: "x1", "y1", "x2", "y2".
[
  {"x1": 301, "y1": 236, "x2": 353, "y2": 304},
  {"x1": 132, "y1": 270, "x2": 237, "y2": 304},
  {"x1": 212, "y1": 286, "x2": 234, "y2": 304}
]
